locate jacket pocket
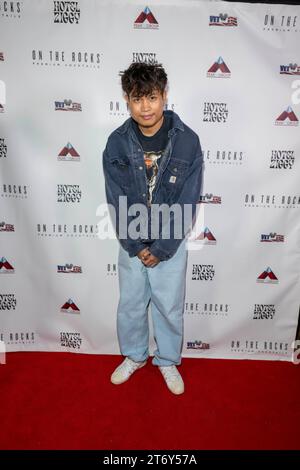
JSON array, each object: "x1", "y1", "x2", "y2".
[
  {"x1": 109, "y1": 156, "x2": 132, "y2": 189},
  {"x1": 162, "y1": 158, "x2": 190, "y2": 200}
]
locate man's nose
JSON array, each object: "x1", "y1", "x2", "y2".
[{"x1": 141, "y1": 98, "x2": 151, "y2": 111}]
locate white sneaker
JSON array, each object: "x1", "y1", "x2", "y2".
[
  {"x1": 158, "y1": 365, "x2": 185, "y2": 395},
  {"x1": 111, "y1": 357, "x2": 147, "y2": 385}
]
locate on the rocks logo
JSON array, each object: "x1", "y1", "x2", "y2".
[
  {"x1": 188, "y1": 227, "x2": 217, "y2": 245},
  {"x1": 57, "y1": 185, "x2": 82, "y2": 203},
  {"x1": 0, "y1": 258, "x2": 14, "y2": 274},
  {"x1": 192, "y1": 265, "x2": 215, "y2": 281},
  {"x1": 132, "y1": 52, "x2": 158, "y2": 64},
  {"x1": 32, "y1": 49, "x2": 102, "y2": 69},
  {"x1": 0, "y1": 52, "x2": 4, "y2": 61},
  {"x1": 187, "y1": 340, "x2": 210, "y2": 350},
  {"x1": 60, "y1": 332, "x2": 82, "y2": 349},
  {"x1": 60, "y1": 299, "x2": 80, "y2": 313},
  {"x1": 109, "y1": 100, "x2": 130, "y2": 117},
  {"x1": 203, "y1": 102, "x2": 228, "y2": 123},
  {"x1": 260, "y1": 232, "x2": 284, "y2": 243},
  {"x1": 244, "y1": 193, "x2": 300, "y2": 208},
  {"x1": 0, "y1": 138, "x2": 7, "y2": 158},
  {"x1": 231, "y1": 339, "x2": 288, "y2": 356},
  {"x1": 37, "y1": 223, "x2": 99, "y2": 238},
  {"x1": 1, "y1": 184, "x2": 27, "y2": 198},
  {"x1": 134, "y1": 6, "x2": 159, "y2": 29},
  {"x1": 53, "y1": 1, "x2": 80, "y2": 24},
  {"x1": 0, "y1": 103, "x2": 4, "y2": 113},
  {"x1": 107, "y1": 263, "x2": 117, "y2": 276},
  {"x1": 57, "y1": 263, "x2": 82, "y2": 273},
  {"x1": 253, "y1": 304, "x2": 276, "y2": 320},
  {"x1": 0, "y1": 294, "x2": 17, "y2": 310},
  {"x1": 205, "y1": 149, "x2": 244, "y2": 165},
  {"x1": 55, "y1": 99, "x2": 82, "y2": 112},
  {"x1": 58, "y1": 142, "x2": 80, "y2": 161},
  {"x1": 275, "y1": 106, "x2": 298, "y2": 126},
  {"x1": 185, "y1": 301, "x2": 229, "y2": 318},
  {"x1": 209, "y1": 13, "x2": 238, "y2": 27},
  {"x1": 199, "y1": 193, "x2": 222, "y2": 204},
  {"x1": 0, "y1": 222, "x2": 14, "y2": 232},
  {"x1": 257, "y1": 267, "x2": 278, "y2": 284},
  {"x1": 207, "y1": 57, "x2": 231, "y2": 78},
  {"x1": 280, "y1": 63, "x2": 300, "y2": 75},
  {"x1": 263, "y1": 13, "x2": 298, "y2": 33},
  {"x1": 4, "y1": 331, "x2": 35, "y2": 345},
  {"x1": 0, "y1": 1, "x2": 22, "y2": 18},
  {"x1": 270, "y1": 150, "x2": 295, "y2": 169}
]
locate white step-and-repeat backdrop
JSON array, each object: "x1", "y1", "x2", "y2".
[{"x1": 1, "y1": 0, "x2": 300, "y2": 362}]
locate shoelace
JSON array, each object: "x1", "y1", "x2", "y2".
[
  {"x1": 160, "y1": 366, "x2": 181, "y2": 382},
  {"x1": 121, "y1": 358, "x2": 141, "y2": 374}
]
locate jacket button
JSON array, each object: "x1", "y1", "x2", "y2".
[
  {"x1": 139, "y1": 166, "x2": 143, "y2": 170},
  {"x1": 142, "y1": 193, "x2": 146, "y2": 197}
]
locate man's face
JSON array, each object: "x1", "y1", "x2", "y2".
[{"x1": 125, "y1": 88, "x2": 167, "y2": 134}]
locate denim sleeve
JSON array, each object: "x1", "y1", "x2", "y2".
[
  {"x1": 149, "y1": 138, "x2": 204, "y2": 261},
  {"x1": 102, "y1": 145, "x2": 148, "y2": 258}
]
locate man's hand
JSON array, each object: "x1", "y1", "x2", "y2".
[{"x1": 137, "y1": 247, "x2": 160, "y2": 268}]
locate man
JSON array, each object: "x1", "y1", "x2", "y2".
[{"x1": 102, "y1": 62, "x2": 203, "y2": 394}]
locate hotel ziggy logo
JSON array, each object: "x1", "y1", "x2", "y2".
[
  {"x1": 0, "y1": 294, "x2": 17, "y2": 310},
  {"x1": 53, "y1": 1, "x2": 80, "y2": 24},
  {"x1": 253, "y1": 304, "x2": 276, "y2": 320},
  {"x1": 132, "y1": 52, "x2": 158, "y2": 64},
  {"x1": 203, "y1": 102, "x2": 228, "y2": 123},
  {"x1": 57, "y1": 185, "x2": 82, "y2": 203},
  {"x1": 192, "y1": 265, "x2": 215, "y2": 281},
  {"x1": 270, "y1": 150, "x2": 295, "y2": 169},
  {"x1": 60, "y1": 332, "x2": 82, "y2": 349},
  {"x1": 209, "y1": 13, "x2": 238, "y2": 27},
  {"x1": 134, "y1": 6, "x2": 159, "y2": 29},
  {"x1": 0, "y1": 138, "x2": 7, "y2": 158}
]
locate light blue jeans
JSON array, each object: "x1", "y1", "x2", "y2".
[{"x1": 116, "y1": 239, "x2": 188, "y2": 366}]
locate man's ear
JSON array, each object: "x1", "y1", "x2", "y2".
[
  {"x1": 163, "y1": 90, "x2": 168, "y2": 103},
  {"x1": 124, "y1": 93, "x2": 129, "y2": 103}
]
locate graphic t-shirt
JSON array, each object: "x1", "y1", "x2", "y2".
[{"x1": 132, "y1": 114, "x2": 172, "y2": 206}]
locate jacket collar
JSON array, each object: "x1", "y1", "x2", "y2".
[{"x1": 116, "y1": 110, "x2": 184, "y2": 136}]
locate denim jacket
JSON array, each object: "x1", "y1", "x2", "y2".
[{"x1": 102, "y1": 110, "x2": 204, "y2": 261}]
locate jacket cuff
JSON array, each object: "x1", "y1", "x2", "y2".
[
  {"x1": 128, "y1": 242, "x2": 149, "y2": 258},
  {"x1": 148, "y1": 245, "x2": 173, "y2": 261}
]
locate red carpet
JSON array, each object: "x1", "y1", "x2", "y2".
[{"x1": 0, "y1": 352, "x2": 299, "y2": 450}]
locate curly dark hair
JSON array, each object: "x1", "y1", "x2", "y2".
[{"x1": 120, "y1": 62, "x2": 168, "y2": 98}]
